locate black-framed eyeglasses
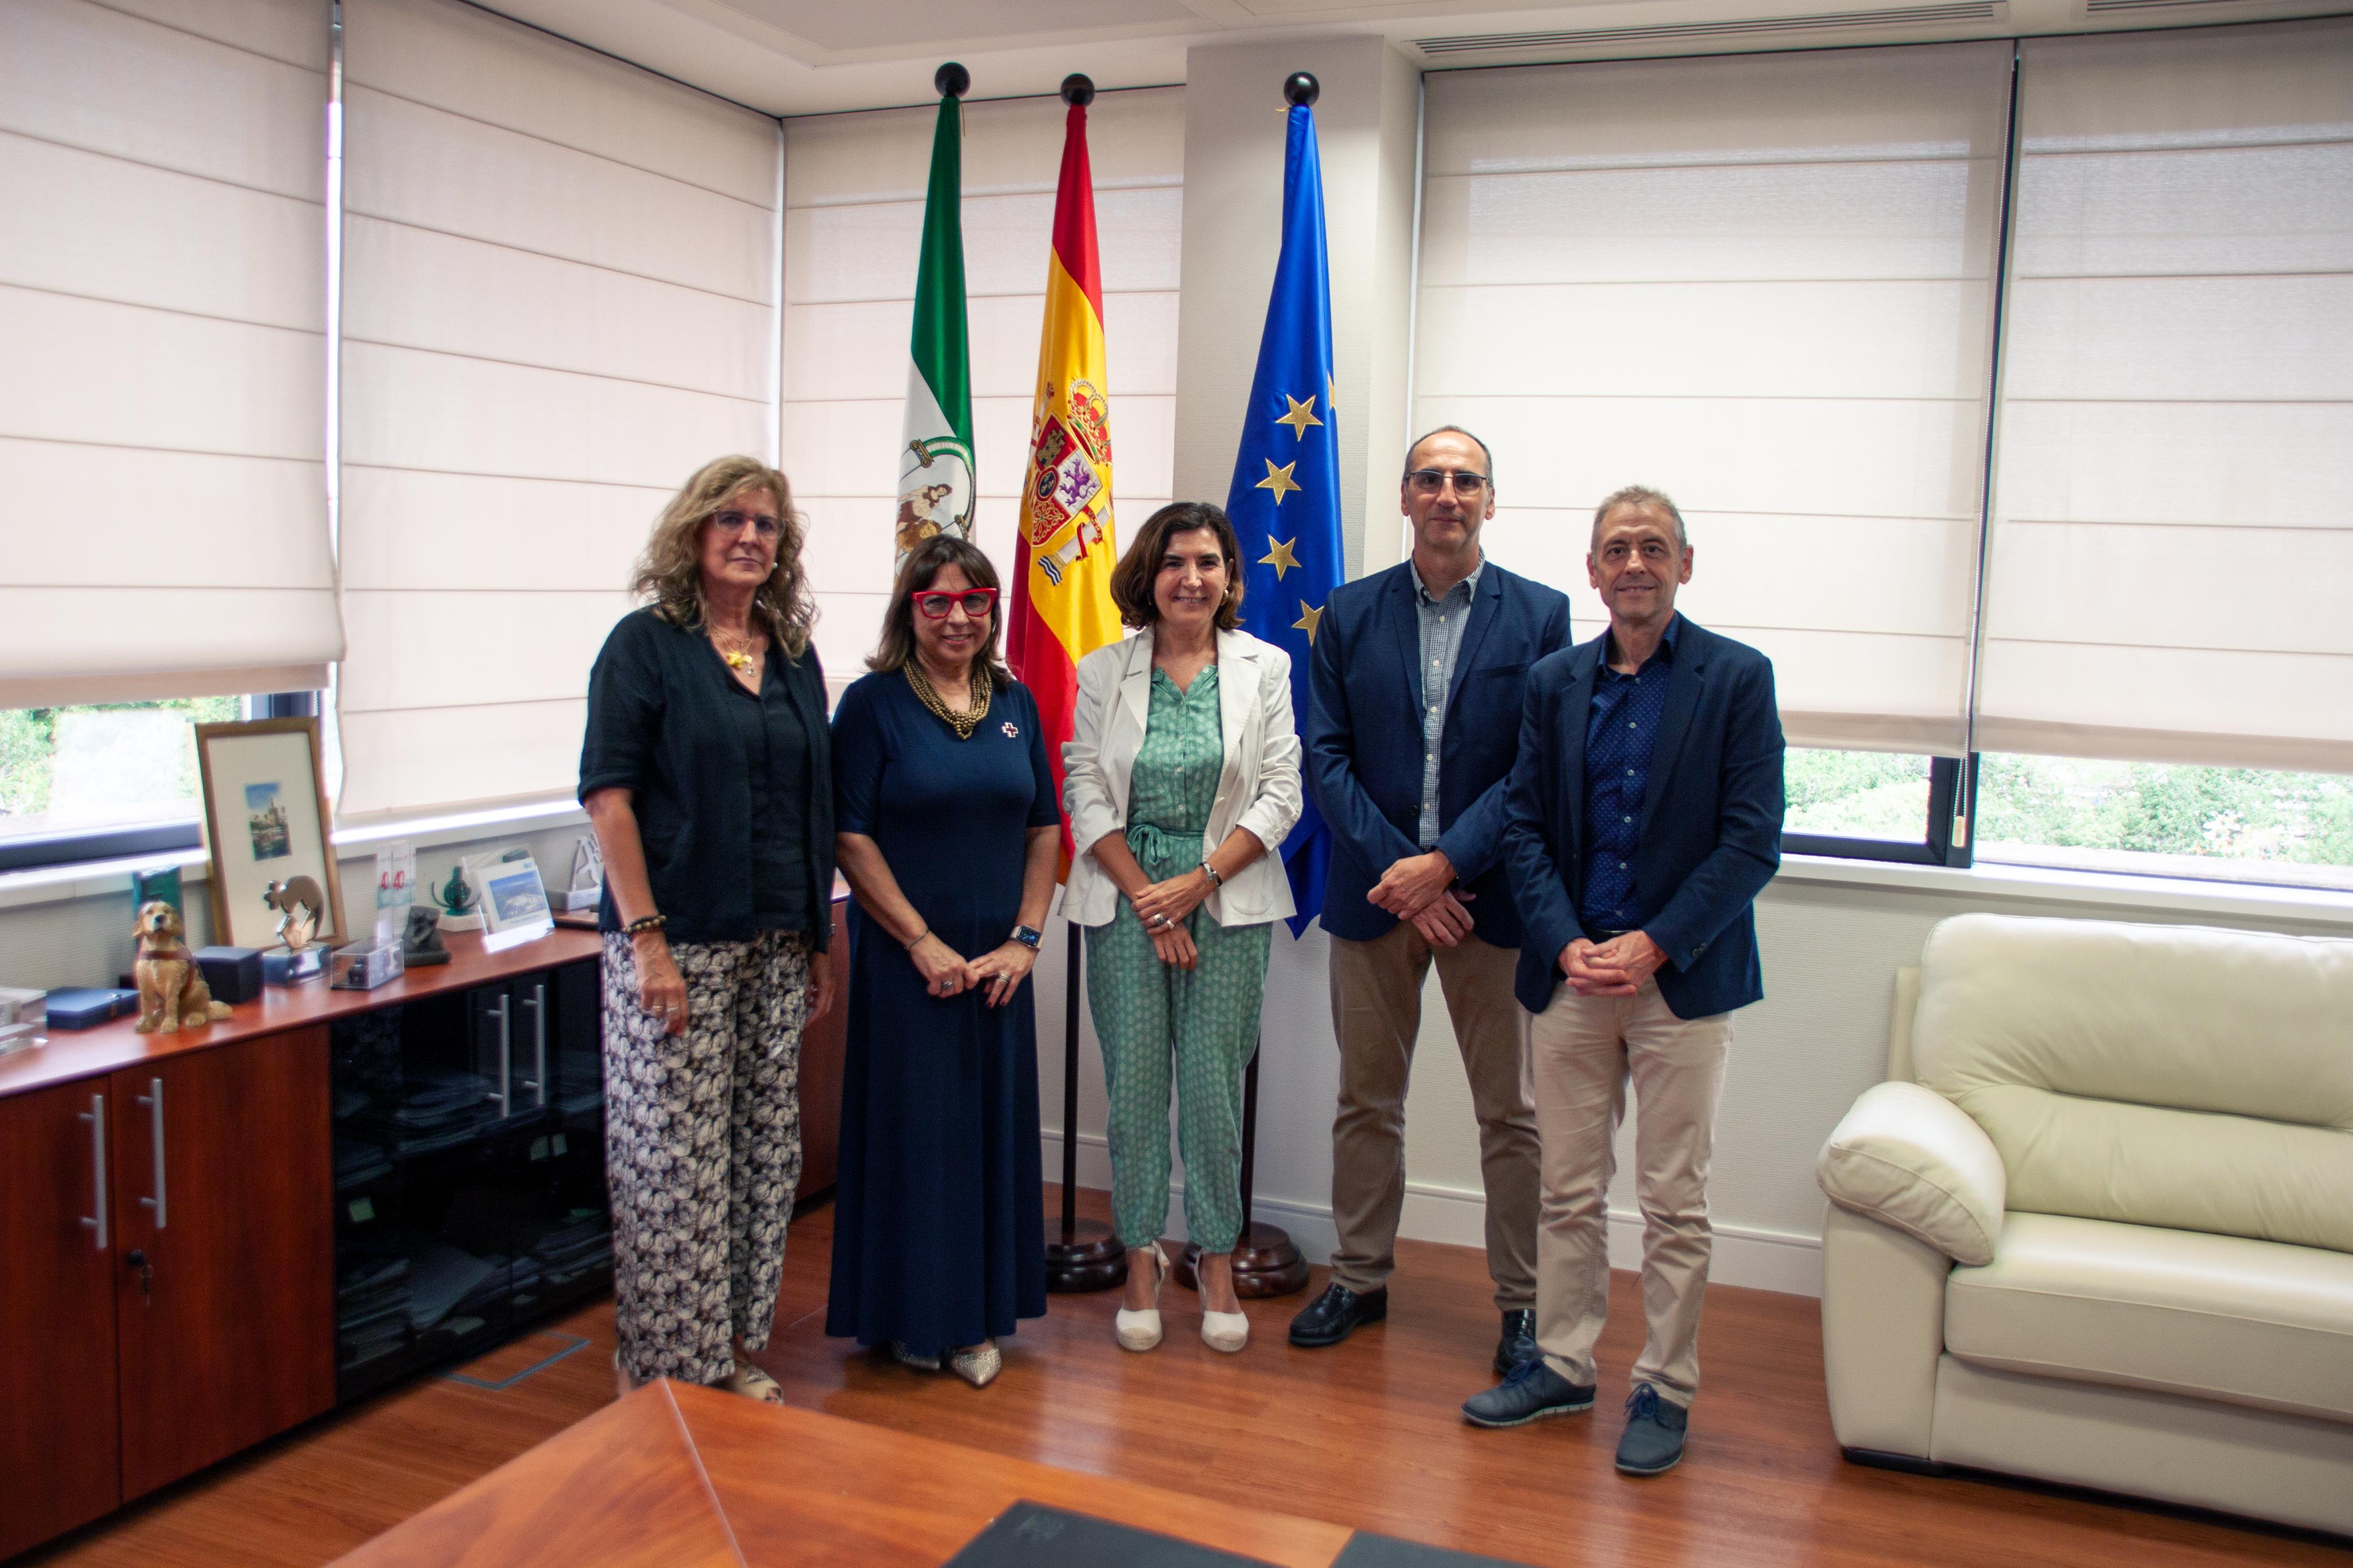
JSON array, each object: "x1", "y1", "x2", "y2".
[
  {"x1": 911, "y1": 587, "x2": 998, "y2": 619},
  {"x1": 711, "y1": 508, "x2": 782, "y2": 539},
  {"x1": 1405, "y1": 469, "x2": 1488, "y2": 496}
]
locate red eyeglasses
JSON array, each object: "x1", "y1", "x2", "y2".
[{"x1": 911, "y1": 587, "x2": 997, "y2": 619}]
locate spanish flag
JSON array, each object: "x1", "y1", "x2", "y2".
[{"x1": 1007, "y1": 80, "x2": 1122, "y2": 866}]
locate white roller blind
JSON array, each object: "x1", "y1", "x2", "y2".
[
  {"x1": 337, "y1": 0, "x2": 780, "y2": 818},
  {"x1": 1417, "y1": 45, "x2": 2012, "y2": 755},
  {"x1": 0, "y1": 0, "x2": 342, "y2": 708},
  {"x1": 782, "y1": 89, "x2": 1184, "y2": 693},
  {"x1": 1977, "y1": 20, "x2": 2353, "y2": 772}
]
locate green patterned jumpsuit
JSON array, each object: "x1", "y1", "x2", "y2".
[{"x1": 1085, "y1": 666, "x2": 1273, "y2": 1254}]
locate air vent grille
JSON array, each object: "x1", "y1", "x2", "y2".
[
  {"x1": 2085, "y1": 0, "x2": 2256, "y2": 12},
  {"x1": 1417, "y1": 1, "x2": 2001, "y2": 54}
]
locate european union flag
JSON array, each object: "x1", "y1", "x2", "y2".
[{"x1": 1227, "y1": 95, "x2": 1339, "y2": 937}]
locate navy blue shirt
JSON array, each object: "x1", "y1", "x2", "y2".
[
  {"x1": 579, "y1": 607, "x2": 834, "y2": 948},
  {"x1": 1578, "y1": 615, "x2": 1681, "y2": 932}
]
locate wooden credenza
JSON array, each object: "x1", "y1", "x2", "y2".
[
  {"x1": 0, "y1": 928, "x2": 602, "y2": 1559},
  {"x1": 1, "y1": 896, "x2": 854, "y2": 1560}
]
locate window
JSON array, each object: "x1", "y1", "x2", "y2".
[
  {"x1": 1783, "y1": 749, "x2": 1965, "y2": 865},
  {"x1": 0, "y1": 698, "x2": 243, "y2": 871},
  {"x1": 1977, "y1": 756, "x2": 2353, "y2": 892}
]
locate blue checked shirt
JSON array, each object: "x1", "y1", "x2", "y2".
[
  {"x1": 1579, "y1": 615, "x2": 1680, "y2": 934},
  {"x1": 1413, "y1": 558, "x2": 1482, "y2": 849}
]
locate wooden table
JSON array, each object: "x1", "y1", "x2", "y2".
[{"x1": 334, "y1": 1381, "x2": 1359, "y2": 1568}]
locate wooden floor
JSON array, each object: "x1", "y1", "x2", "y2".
[{"x1": 25, "y1": 1189, "x2": 2343, "y2": 1568}]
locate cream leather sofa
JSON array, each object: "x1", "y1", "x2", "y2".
[{"x1": 1815, "y1": 912, "x2": 2353, "y2": 1536}]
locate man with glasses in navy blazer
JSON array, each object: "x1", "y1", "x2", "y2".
[
  {"x1": 1461, "y1": 484, "x2": 1783, "y2": 1479},
  {"x1": 1291, "y1": 426, "x2": 1571, "y2": 1376}
]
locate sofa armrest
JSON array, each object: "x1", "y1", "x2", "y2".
[
  {"x1": 1817, "y1": 1081, "x2": 2006, "y2": 1266},
  {"x1": 1821, "y1": 1202, "x2": 1948, "y2": 1458}
]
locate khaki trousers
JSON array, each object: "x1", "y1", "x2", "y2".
[
  {"x1": 1530, "y1": 977, "x2": 1731, "y2": 1407},
  {"x1": 1328, "y1": 924, "x2": 1540, "y2": 1310}
]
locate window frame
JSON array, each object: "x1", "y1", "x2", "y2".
[
  {"x1": 1784, "y1": 754, "x2": 1975, "y2": 869},
  {"x1": 0, "y1": 691, "x2": 322, "y2": 876}
]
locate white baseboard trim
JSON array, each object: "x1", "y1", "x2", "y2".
[{"x1": 1040, "y1": 1133, "x2": 1822, "y2": 1297}]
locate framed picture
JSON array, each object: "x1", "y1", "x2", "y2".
[
  {"x1": 193, "y1": 717, "x2": 347, "y2": 952},
  {"x1": 463, "y1": 850, "x2": 553, "y2": 952}
]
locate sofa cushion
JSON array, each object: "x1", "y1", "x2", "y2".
[
  {"x1": 1946, "y1": 1212, "x2": 2353, "y2": 1424},
  {"x1": 1818, "y1": 1082, "x2": 2006, "y2": 1264},
  {"x1": 1911, "y1": 913, "x2": 2353, "y2": 1253}
]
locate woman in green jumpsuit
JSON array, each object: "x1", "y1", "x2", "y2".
[{"x1": 1062, "y1": 502, "x2": 1303, "y2": 1355}]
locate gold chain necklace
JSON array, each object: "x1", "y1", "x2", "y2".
[{"x1": 905, "y1": 660, "x2": 992, "y2": 740}]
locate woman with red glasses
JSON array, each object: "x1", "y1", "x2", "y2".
[{"x1": 825, "y1": 534, "x2": 1062, "y2": 1388}]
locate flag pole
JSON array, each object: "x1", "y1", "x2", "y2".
[
  {"x1": 1175, "y1": 68, "x2": 1335, "y2": 1305},
  {"x1": 1033, "y1": 70, "x2": 1126, "y2": 1294}
]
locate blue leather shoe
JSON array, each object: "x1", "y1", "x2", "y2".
[
  {"x1": 1460, "y1": 1358, "x2": 1595, "y2": 1428},
  {"x1": 1615, "y1": 1383, "x2": 1689, "y2": 1475}
]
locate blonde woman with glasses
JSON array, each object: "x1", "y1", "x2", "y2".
[{"x1": 580, "y1": 455, "x2": 835, "y2": 1406}]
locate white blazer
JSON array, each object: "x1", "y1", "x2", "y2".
[{"x1": 1062, "y1": 626, "x2": 1303, "y2": 928}]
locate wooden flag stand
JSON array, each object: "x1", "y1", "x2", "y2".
[
  {"x1": 1044, "y1": 925, "x2": 1126, "y2": 1292},
  {"x1": 1172, "y1": 1037, "x2": 1309, "y2": 1298}
]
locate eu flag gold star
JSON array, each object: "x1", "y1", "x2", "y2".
[
  {"x1": 1260, "y1": 535, "x2": 1301, "y2": 581},
  {"x1": 1274, "y1": 393, "x2": 1322, "y2": 438},
  {"x1": 1294, "y1": 599, "x2": 1324, "y2": 643},
  {"x1": 1256, "y1": 459, "x2": 1301, "y2": 506}
]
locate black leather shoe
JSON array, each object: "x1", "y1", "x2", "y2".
[
  {"x1": 1287, "y1": 1281, "x2": 1387, "y2": 1347},
  {"x1": 1493, "y1": 1310, "x2": 1537, "y2": 1375}
]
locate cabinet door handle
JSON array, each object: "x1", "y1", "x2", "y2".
[
  {"x1": 486, "y1": 994, "x2": 511, "y2": 1118},
  {"x1": 519, "y1": 983, "x2": 548, "y2": 1107},
  {"x1": 79, "y1": 1092, "x2": 108, "y2": 1250},
  {"x1": 135, "y1": 1077, "x2": 167, "y2": 1230}
]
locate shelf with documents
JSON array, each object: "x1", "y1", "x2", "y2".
[{"x1": 329, "y1": 956, "x2": 612, "y2": 1401}]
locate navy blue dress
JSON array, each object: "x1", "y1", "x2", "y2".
[{"x1": 825, "y1": 669, "x2": 1059, "y2": 1355}]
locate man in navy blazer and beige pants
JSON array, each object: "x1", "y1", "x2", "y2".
[
  {"x1": 1462, "y1": 485, "x2": 1783, "y2": 1478},
  {"x1": 1291, "y1": 427, "x2": 1571, "y2": 1375}
]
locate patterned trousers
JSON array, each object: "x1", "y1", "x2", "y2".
[
  {"x1": 601, "y1": 928, "x2": 811, "y2": 1385},
  {"x1": 1085, "y1": 853, "x2": 1272, "y2": 1254}
]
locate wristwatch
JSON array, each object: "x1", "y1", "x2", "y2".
[
  {"x1": 1198, "y1": 861, "x2": 1223, "y2": 888},
  {"x1": 1010, "y1": 925, "x2": 1043, "y2": 950}
]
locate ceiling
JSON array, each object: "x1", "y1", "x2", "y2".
[{"x1": 476, "y1": 0, "x2": 2338, "y2": 114}]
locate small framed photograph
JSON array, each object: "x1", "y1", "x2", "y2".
[
  {"x1": 464, "y1": 850, "x2": 553, "y2": 952},
  {"x1": 193, "y1": 718, "x2": 346, "y2": 952}
]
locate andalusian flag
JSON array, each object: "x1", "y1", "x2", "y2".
[
  {"x1": 1008, "y1": 79, "x2": 1123, "y2": 865},
  {"x1": 893, "y1": 75, "x2": 975, "y2": 565}
]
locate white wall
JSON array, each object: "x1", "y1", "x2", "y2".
[{"x1": 1035, "y1": 862, "x2": 2353, "y2": 1297}]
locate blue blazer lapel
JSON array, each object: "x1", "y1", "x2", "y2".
[
  {"x1": 1443, "y1": 567, "x2": 1503, "y2": 713},
  {"x1": 1640, "y1": 617, "x2": 1705, "y2": 832},
  {"x1": 1561, "y1": 634, "x2": 1603, "y2": 853},
  {"x1": 1384, "y1": 566, "x2": 1422, "y2": 720}
]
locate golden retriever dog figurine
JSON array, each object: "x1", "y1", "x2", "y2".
[{"x1": 132, "y1": 900, "x2": 232, "y2": 1033}]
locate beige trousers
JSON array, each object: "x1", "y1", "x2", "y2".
[
  {"x1": 1530, "y1": 977, "x2": 1731, "y2": 1407},
  {"x1": 1328, "y1": 924, "x2": 1540, "y2": 1310}
]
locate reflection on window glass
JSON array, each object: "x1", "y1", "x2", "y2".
[
  {"x1": 1977, "y1": 755, "x2": 2353, "y2": 892},
  {"x1": 1784, "y1": 749, "x2": 1933, "y2": 841},
  {"x1": 0, "y1": 698, "x2": 241, "y2": 844}
]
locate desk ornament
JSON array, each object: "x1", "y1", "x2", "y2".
[
  {"x1": 437, "y1": 862, "x2": 486, "y2": 932},
  {"x1": 400, "y1": 904, "x2": 451, "y2": 967},
  {"x1": 551, "y1": 835, "x2": 604, "y2": 912},
  {"x1": 132, "y1": 899, "x2": 234, "y2": 1033},
  {"x1": 260, "y1": 874, "x2": 330, "y2": 984}
]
